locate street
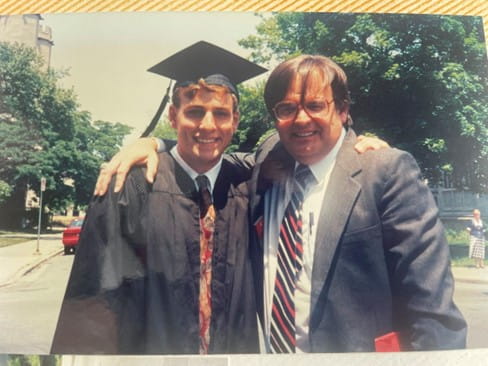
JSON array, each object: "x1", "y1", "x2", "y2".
[
  {"x1": 0, "y1": 253, "x2": 73, "y2": 354},
  {"x1": 0, "y1": 251, "x2": 487, "y2": 353},
  {"x1": 453, "y1": 279, "x2": 488, "y2": 349}
]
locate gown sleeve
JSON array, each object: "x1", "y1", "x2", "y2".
[{"x1": 51, "y1": 169, "x2": 148, "y2": 354}]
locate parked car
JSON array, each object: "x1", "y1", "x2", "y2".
[{"x1": 62, "y1": 217, "x2": 84, "y2": 255}]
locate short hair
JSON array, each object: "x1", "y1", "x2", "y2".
[
  {"x1": 263, "y1": 55, "x2": 351, "y2": 116},
  {"x1": 171, "y1": 79, "x2": 239, "y2": 113}
]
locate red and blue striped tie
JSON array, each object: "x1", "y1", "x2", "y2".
[{"x1": 270, "y1": 164, "x2": 316, "y2": 353}]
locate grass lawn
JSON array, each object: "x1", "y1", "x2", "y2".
[
  {"x1": 445, "y1": 225, "x2": 486, "y2": 267},
  {"x1": 448, "y1": 241, "x2": 486, "y2": 267},
  {"x1": 0, "y1": 230, "x2": 37, "y2": 248},
  {"x1": 0, "y1": 229, "x2": 61, "y2": 248},
  {"x1": 451, "y1": 257, "x2": 487, "y2": 267}
]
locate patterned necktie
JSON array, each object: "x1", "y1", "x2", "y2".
[
  {"x1": 270, "y1": 164, "x2": 316, "y2": 353},
  {"x1": 196, "y1": 175, "x2": 215, "y2": 354}
]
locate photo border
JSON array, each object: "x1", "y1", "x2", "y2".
[
  {"x1": 1, "y1": 0, "x2": 487, "y2": 365},
  {"x1": 0, "y1": 0, "x2": 486, "y2": 33}
]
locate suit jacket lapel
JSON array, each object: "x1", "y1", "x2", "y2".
[
  {"x1": 251, "y1": 138, "x2": 294, "y2": 250},
  {"x1": 310, "y1": 130, "x2": 362, "y2": 318}
]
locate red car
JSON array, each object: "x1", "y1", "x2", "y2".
[{"x1": 62, "y1": 217, "x2": 84, "y2": 255}]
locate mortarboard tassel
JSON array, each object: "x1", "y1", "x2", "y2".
[{"x1": 140, "y1": 81, "x2": 172, "y2": 137}]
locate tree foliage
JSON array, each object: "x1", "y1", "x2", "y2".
[
  {"x1": 0, "y1": 179, "x2": 12, "y2": 204},
  {"x1": 229, "y1": 81, "x2": 275, "y2": 152},
  {"x1": 0, "y1": 43, "x2": 131, "y2": 227},
  {"x1": 7, "y1": 355, "x2": 60, "y2": 366},
  {"x1": 239, "y1": 13, "x2": 488, "y2": 191},
  {"x1": 153, "y1": 117, "x2": 177, "y2": 140}
]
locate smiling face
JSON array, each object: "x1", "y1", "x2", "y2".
[
  {"x1": 264, "y1": 55, "x2": 351, "y2": 165},
  {"x1": 274, "y1": 71, "x2": 348, "y2": 165},
  {"x1": 169, "y1": 84, "x2": 239, "y2": 173}
]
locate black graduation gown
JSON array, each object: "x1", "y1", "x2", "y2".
[{"x1": 51, "y1": 153, "x2": 258, "y2": 354}]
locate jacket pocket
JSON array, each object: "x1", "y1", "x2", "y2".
[{"x1": 341, "y1": 223, "x2": 382, "y2": 246}]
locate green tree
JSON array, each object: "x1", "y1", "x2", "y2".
[
  {"x1": 152, "y1": 117, "x2": 177, "y2": 140},
  {"x1": 67, "y1": 118, "x2": 131, "y2": 206},
  {"x1": 0, "y1": 180, "x2": 13, "y2": 204},
  {"x1": 0, "y1": 42, "x2": 131, "y2": 228},
  {"x1": 7, "y1": 355, "x2": 60, "y2": 366},
  {"x1": 229, "y1": 81, "x2": 274, "y2": 152},
  {"x1": 239, "y1": 13, "x2": 488, "y2": 191}
]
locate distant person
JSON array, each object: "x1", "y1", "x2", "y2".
[{"x1": 467, "y1": 209, "x2": 485, "y2": 269}]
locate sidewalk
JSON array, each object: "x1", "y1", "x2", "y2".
[
  {"x1": 0, "y1": 234, "x2": 487, "y2": 287},
  {"x1": 0, "y1": 233, "x2": 64, "y2": 287},
  {"x1": 451, "y1": 265, "x2": 488, "y2": 285}
]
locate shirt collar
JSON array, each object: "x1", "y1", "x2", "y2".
[
  {"x1": 296, "y1": 127, "x2": 346, "y2": 182},
  {"x1": 170, "y1": 145, "x2": 222, "y2": 192}
]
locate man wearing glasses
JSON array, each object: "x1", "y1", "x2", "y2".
[{"x1": 248, "y1": 54, "x2": 465, "y2": 352}]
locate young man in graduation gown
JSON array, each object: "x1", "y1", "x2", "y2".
[{"x1": 51, "y1": 42, "x2": 266, "y2": 354}]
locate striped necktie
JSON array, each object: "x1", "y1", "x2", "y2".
[
  {"x1": 270, "y1": 164, "x2": 316, "y2": 353},
  {"x1": 196, "y1": 175, "x2": 215, "y2": 354}
]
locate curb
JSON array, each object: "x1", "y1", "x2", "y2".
[
  {"x1": 0, "y1": 248, "x2": 64, "y2": 288},
  {"x1": 451, "y1": 267, "x2": 488, "y2": 285},
  {"x1": 454, "y1": 278, "x2": 488, "y2": 285},
  {"x1": 1, "y1": 249, "x2": 486, "y2": 287}
]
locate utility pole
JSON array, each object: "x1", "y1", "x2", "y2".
[{"x1": 35, "y1": 177, "x2": 46, "y2": 255}]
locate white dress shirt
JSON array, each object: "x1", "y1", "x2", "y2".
[
  {"x1": 262, "y1": 128, "x2": 346, "y2": 352},
  {"x1": 170, "y1": 146, "x2": 222, "y2": 193}
]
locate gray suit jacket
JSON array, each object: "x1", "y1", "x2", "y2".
[{"x1": 249, "y1": 128, "x2": 466, "y2": 351}]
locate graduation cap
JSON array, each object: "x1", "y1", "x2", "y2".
[{"x1": 140, "y1": 41, "x2": 267, "y2": 137}]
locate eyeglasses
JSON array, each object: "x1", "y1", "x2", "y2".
[{"x1": 273, "y1": 99, "x2": 335, "y2": 122}]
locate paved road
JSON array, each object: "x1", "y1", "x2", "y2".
[
  {"x1": 0, "y1": 253, "x2": 73, "y2": 354},
  {"x1": 0, "y1": 251, "x2": 486, "y2": 353},
  {"x1": 453, "y1": 279, "x2": 488, "y2": 349}
]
